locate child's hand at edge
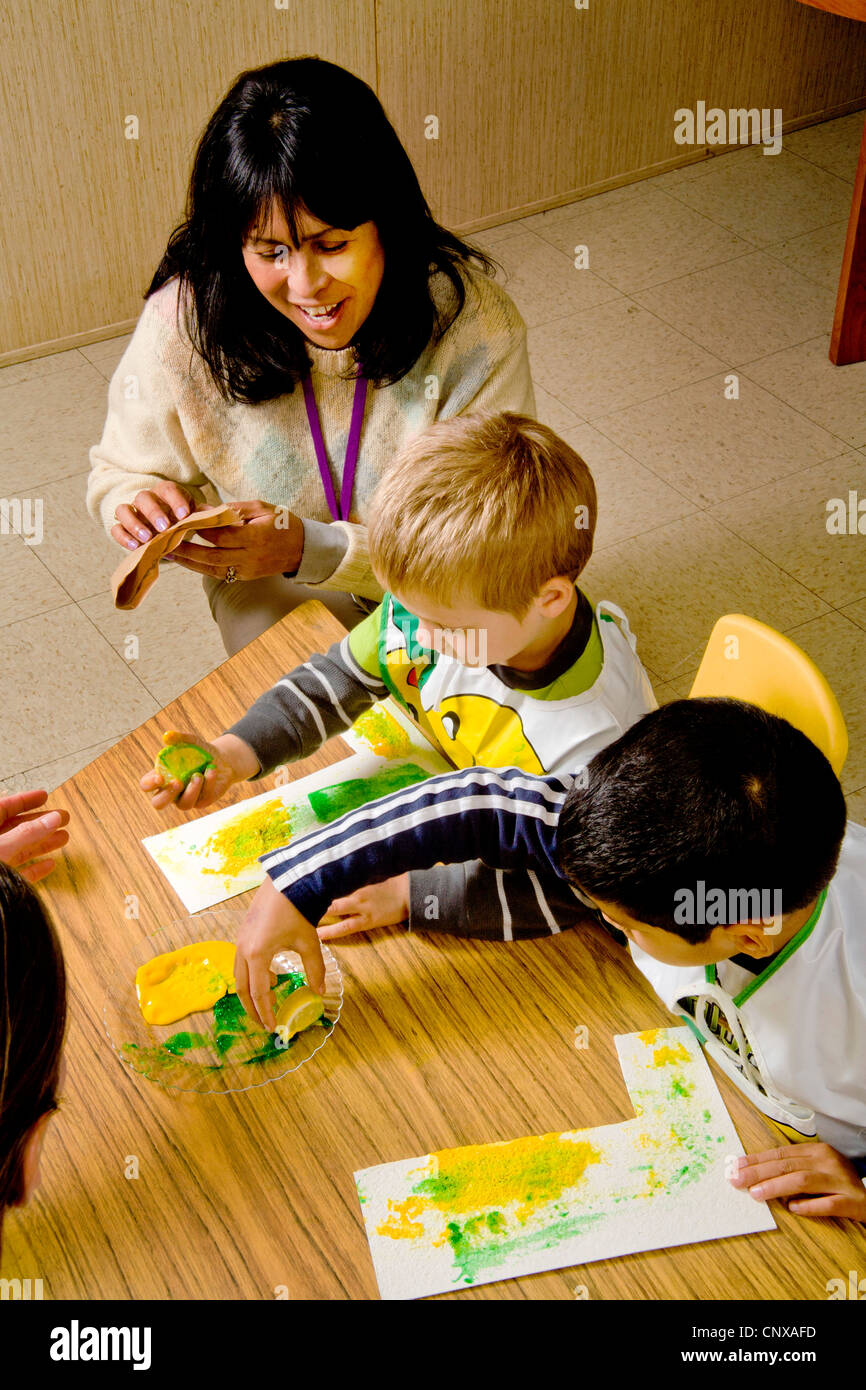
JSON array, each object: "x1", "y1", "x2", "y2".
[
  {"x1": 0, "y1": 789, "x2": 70, "y2": 882},
  {"x1": 139, "y1": 729, "x2": 261, "y2": 811},
  {"x1": 728, "y1": 1142, "x2": 866, "y2": 1221},
  {"x1": 235, "y1": 875, "x2": 326, "y2": 1030},
  {"x1": 317, "y1": 873, "x2": 410, "y2": 940}
]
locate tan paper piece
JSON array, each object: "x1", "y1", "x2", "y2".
[{"x1": 111, "y1": 505, "x2": 243, "y2": 610}]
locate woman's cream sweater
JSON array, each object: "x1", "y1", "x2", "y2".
[{"x1": 87, "y1": 263, "x2": 535, "y2": 598}]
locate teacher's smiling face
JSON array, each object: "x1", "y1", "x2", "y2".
[{"x1": 242, "y1": 204, "x2": 386, "y2": 349}]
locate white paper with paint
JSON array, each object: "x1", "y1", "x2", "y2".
[
  {"x1": 142, "y1": 700, "x2": 448, "y2": 912},
  {"x1": 355, "y1": 1027, "x2": 777, "y2": 1299}
]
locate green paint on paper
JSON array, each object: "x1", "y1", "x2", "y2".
[
  {"x1": 308, "y1": 763, "x2": 428, "y2": 825},
  {"x1": 444, "y1": 1207, "x2": 607, "y2": 1286},
  {"x1": 669, "y1": 1076, "x2": 693, "y2": 1098},
  {"x1": 363, "y1": 1029, "x2": 749, "y2": 1296}
]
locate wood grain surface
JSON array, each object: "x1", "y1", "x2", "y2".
[{"x1": 3, "y1": 601, "x2": 864, "y2": 1300}]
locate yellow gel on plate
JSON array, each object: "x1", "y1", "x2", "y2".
[{"x1": 136, "y1": 940, "x2": 237, "y2": 1025}]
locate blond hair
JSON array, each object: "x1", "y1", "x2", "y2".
[{"x1": 368, "y1": 411, "x2": 597, "y2": 614}]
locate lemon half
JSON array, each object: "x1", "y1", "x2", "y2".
[{"x1": 274, "y1": 985, "x2": 325, "y2": 1044}]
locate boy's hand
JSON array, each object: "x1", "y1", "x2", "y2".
[
  {"x1": 317, "y1": 873, "x2": 410, "y2": 940},
  {"x1": 235, "y1": 875, "x2": 326, "y2": 1029},
  {"x1": 728, "y1": 1142, "x2": 866, "y2": 1221},
  {"x1": 139, "y1": 730, "x2": 261, "y2": 811}
]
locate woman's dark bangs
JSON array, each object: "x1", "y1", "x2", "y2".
[{"x1": 242, "y1": 133, "x2": 377, "y2": 250}]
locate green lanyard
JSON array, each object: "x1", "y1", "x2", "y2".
[{"x1": 705, "y1": 887, "x2": 828, "y2": 1007}]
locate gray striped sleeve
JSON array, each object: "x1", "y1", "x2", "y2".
[
  {"x1": 407, "y1": 862, "x2": 594, "y2": 939},
  {"x1": 225, "y1": 636, "x2": 388, "y2": 779}
]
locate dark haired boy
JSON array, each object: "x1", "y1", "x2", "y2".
[{"x1": 236, "y1": 698, "x2": 866, "y2": 1222}]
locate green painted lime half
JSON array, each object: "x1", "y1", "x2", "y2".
[{"x1": 155, "y1": 743, "x2": 215, "y2": 786}]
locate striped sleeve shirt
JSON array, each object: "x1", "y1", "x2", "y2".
[{"x1": 259, "y1": 765, "x2": 577, "y2": 930}]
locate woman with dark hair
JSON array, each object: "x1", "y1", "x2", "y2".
[
  {"x1": 0, "y1": 864, "x2": 67, "y2": 1255},
  {"x1": 87, "y1": 56, "x2": 535, "y2": 656}
]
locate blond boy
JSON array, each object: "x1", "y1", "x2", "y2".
[{"x1": 142, "y1": 411, "x2": 656, "y2": 933}]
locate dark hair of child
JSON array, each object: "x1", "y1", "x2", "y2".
[
  {"x1": 0, "y1": 865, "x2": 67, "y2": 1251},
  {"x1": 558, "y1": 698, "x2": 848, "y2": 940}
]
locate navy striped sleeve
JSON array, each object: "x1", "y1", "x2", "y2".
[{"x1": 258, "y1": 765, "x2": 573, "y2": 925}]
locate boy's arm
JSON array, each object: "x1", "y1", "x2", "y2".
[
  {"x1": 226, "y1": 618, "x2": 387, "y2": 779},
  {"x1": 407, "y1": 862, "x2": 592, "y2": 939},
  {"x1": 260, "y1": 765, "x2": 573, "y2": 922}
]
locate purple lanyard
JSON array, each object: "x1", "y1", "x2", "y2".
[{"x1": 302, "y1": 373, "x2": 367, "y2": 522}]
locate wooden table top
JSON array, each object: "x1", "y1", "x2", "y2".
[{"x1": 3, "y1": 600, "x2": 864, "y2": 1300}]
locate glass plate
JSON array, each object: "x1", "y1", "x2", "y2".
[{"x1": 103, "y1": 907, "x2": 342, "y2": 1094}]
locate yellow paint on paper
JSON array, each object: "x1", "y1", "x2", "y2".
[
  {"x1": 637, "y1": 1028, "x2": 663, "y2": 1045},
  {"x1": 411, "y1": 1132, "x2": 603, "y2": 1216},
  {"x1": 351, "y1": 706, "x2": 411, "y2": 760},
  {"x1": 199, "y1": 798, "x2": 294, "y2": 876},
  {"x1": 652, "y1": 1043, "x2": 691, "y2": 1068},
  {"x1": 376, "y1": 1195, "x2": 428, "y2": 1240}
]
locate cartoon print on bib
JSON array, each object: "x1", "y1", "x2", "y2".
[{"x1": 375, "y1": 593, "x2": 656, "y2": 775}]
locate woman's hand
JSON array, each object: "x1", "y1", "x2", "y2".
[
  {"x1": 166, "y1": 500, "x2": 304, "y2": 581},
  {"x1": 139, "y1": 730, "x2": 261, "y2": 811},
  {"x1": 235, "y1": 875, "x2": 326, "y2": 1029},
  {"x1": 728, "y1": 1142, "x2": 866, "y2": 1221},
  {"x1": 110, "y1": 482, "x2": 198, "y2": 549},
  {"x1": 0, "y1": 790, "x2": 70, "y2": 883},
  {"x1": 316, "y1": 874, "x2": 410, "y2": 940}
]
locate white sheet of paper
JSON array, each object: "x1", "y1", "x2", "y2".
[
  {"x1": 142, "y1": 700, "x2": 448, "y2": 913},
  {"x1": 355, "y1": 1027, "x2": 777, "y2": 1299}
]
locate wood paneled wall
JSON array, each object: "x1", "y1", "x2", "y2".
[{"x1": 2, "y1": 0, "x2": 865, "y2": 362}]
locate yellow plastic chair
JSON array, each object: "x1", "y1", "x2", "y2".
[{"x1": 688, "y1": 614, "x2": 848, "y2": 777}]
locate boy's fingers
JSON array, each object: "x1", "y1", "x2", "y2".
[
  {"x1": 728, "y1": 1149, "x2": 788, "y2": 1184},
  {"x1": 197, "y1": 768, "x2": 219, "y2": 805},
  {"x1": 147, "y1": 789, "x2": 173, "y2": 810},
  {"x1": 233, "y1": 952, "x2": 254, "y2": 1020},
  {"x1": 248, "y1": 959, "x2": 276, "y2": 1030},
  {"x1": 148, "y1": 779, "x2": 186, "y2": 810},
  {"x1": 742, "y1": 1168, "x2": 836, "y2": 1202},
  {"x1": 317, "y1": 916, "x2": 367, "y2": 940},
  {"x1": 176, "y1": 774, "x2": 205, "y2": 811},
  {"x1": 298, "y1": 937, "x2": 326, "y2": 995},
  {"x1": 326, "y1": 894, "x2": 361, "y2": 915},
  {"x1": 161, "y1": 728, "x2": 200, "y2": 745},
  {"x1": 787, "y1": 1194, "x2": 856, "y2": 1219}
]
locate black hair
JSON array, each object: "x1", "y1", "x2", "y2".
[
  {"x1": 145, "y1": 56, "x2": 501, "y2": 404},
  {"x1": 0, "y1": 864, "x2": 67, "y2": 1250},
  {"x1": 557, "y1": 698, "x2": 847, "y2": 941}
]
